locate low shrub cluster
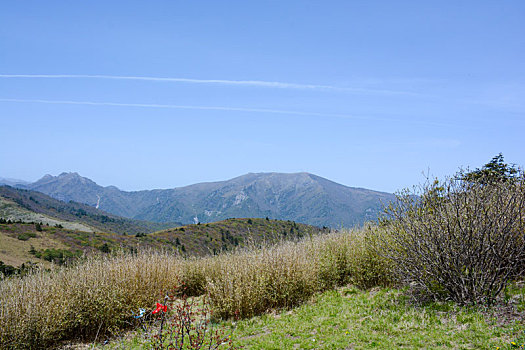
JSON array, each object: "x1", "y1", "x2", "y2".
[
  {"x1": 30, "y1": 247, "x2": 82, "y2": 265},
  {"x1": 143, "y1": 293, "x2": 240, "y2": 349},
  {"x1": 16, "y1": 232, "x2": 37, "y2": 241},
  {"x1": 0, "y1": 261, "x2": 38, "y2": 278}
]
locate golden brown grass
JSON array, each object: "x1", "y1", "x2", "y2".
[
  {"x1": 0, "y1": 228, "x2": 392, "y2": 349},
  {"x1": 0, "y1": 251, "x2": 182, "y2": 349},
  {"x1": 0, "y1": 227, "x2": 70, "y2": 267},
  {"x1": 205, "y1": 228, "x2": 393, "y2": 319}
]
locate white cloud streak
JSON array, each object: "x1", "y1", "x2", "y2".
[
  {"x1": 0, "y1": 97, "x2": 449, "y2": 127},
  {"x1": 0, "y1": 74, "x2": 422, "y2": 96},
  {"x1": 0, "y1": 97, "x2": 358, "y2": 117}
]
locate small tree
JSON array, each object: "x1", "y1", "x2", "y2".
[
  {"x1": 462, "y1": 153, "x2": 519, "y2": 185},
  {"x1": 99, "y1": 243, "x2": 111, "y2": 253}
]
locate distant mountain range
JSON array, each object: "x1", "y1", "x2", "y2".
[
  {"x1": 1, "y1": 185, "x2": 328, "y2": 267},
  {"x1": 12, "y1": 172, "x2": 395, "y2": 227}
]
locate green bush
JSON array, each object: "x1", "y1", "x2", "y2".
[
  {"x1": 33, "y1": 248, "x2": 82, "y2": 265},
  {"x1": 0, "y1": 261, "x2": 17, "y2": 277},
  {"x1": 17, "y1": 232, "x2": 37, "y2": 241}
]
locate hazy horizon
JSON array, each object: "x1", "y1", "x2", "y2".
[{"x1": 2, "y1": 170, "x2": 405, "y2": 194}]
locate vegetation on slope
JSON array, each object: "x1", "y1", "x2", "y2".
[
  {"x1": 0, "y1": 185, "x2": 178, "y2": 235},
  {"x1": 0, "y1": 217, "x2": 327, "y2": 275},
  {"x1": 1, "y1": 155, "x2": 523, "y2": 349},
  {"x1": 154, "y1": 217, "x2": 330, "y2": 256},
  {"x1": 104, "y1": 286, "x2": 525, "y2": 349},
  {"x1": 0, "y1": 228, "x2": 384, "y2": 349},
  {"x1": 2, "y1": 219, "x2": 522, "y2": 349},
  {"x1": 0, "y1": 196, "x2": 94, "y2": 232}
]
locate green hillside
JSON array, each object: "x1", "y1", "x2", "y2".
[
  {"x1": 0, "y1": 186, "x2": 179, "y2": 235},
  {"x1": 0, "y1": 217, "x2": 327, "y2": 272},
  {"x1": 153, "y1": 217, "x2": 330, "y2": 256}
]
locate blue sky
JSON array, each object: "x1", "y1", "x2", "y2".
[{"x1": 0, "y1": 1, "x2": 524, "y2": 192}]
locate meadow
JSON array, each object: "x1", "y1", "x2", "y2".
[
  {"x1": 1, "y1": 160, "x2": 524, "y2": 349},
  {"x1": 1, "y1": 224, "x2": 524, "y2": 349},
  {"x1": 0, "y1": 227, "x2": 390, "y2": 349}
]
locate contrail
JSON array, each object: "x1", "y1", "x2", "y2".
[
  {"x1": 0, "y1": 97, "x2": 358, "y2": 117},
  {"x1": 0, "y1": 74, "x2": 422, "y2": 96},
  {"x1": 0, "y1": 97, "x2": 449, "y2": 127}
]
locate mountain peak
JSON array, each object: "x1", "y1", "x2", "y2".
[
  {"x1": 58, "y1": 172, "x2": 81, "y2": 178},
  {"x1": 37, "y1": 172, "x2": 82, "y2": 182},
  {"x1": 32, "y1": 172, "x2": 99, "y2": 190}
]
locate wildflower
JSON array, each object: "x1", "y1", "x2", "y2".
[{"x1": 152, "y1": 302, "x2": 167, "y2": 314}]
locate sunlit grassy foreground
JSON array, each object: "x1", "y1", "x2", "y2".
[
  {"x1": 0, "y1": 228, "x2": 391, "y2": 349},
  {"x1": 104, "y1": 286, "x2": 525, "y2": 350},
  {"x1": 1, "y1": 225, "x2": 523, "y2": 349},
  {"x1": 230, "y1": 286, "x2": 525, "y2": 350}
]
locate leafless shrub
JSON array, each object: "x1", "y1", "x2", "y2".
[
  {"x1": 146, "y1": 292, "x2": 240, "y2": 349},
  {"x1": 381, "y1": 169, "x2": 525, "y2": 305}
]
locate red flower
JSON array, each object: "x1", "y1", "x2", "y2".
[{"x1": 152, "y1": 302, "x2": 167, "y2": 314}]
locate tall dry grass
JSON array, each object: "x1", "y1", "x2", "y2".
[
  {"x1": 205, "y1": 229, "x2": 393, "y2": 318},
  {"x1": 0, "y1": 228, "x2": 393, "y2": 349},
  {"x1": 0, "y1": 251, "x2": 182, "y2": 349}
]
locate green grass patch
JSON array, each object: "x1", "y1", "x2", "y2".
[
  {"x1": 16, "y1": 232, "x2": 37, "y2": 241},
  {"x1": 94, "y1": 286, "x2": 525, "y2": 349},
  {"x1": 225, "y1": 287, "x2": 524, "y2": 349}
]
